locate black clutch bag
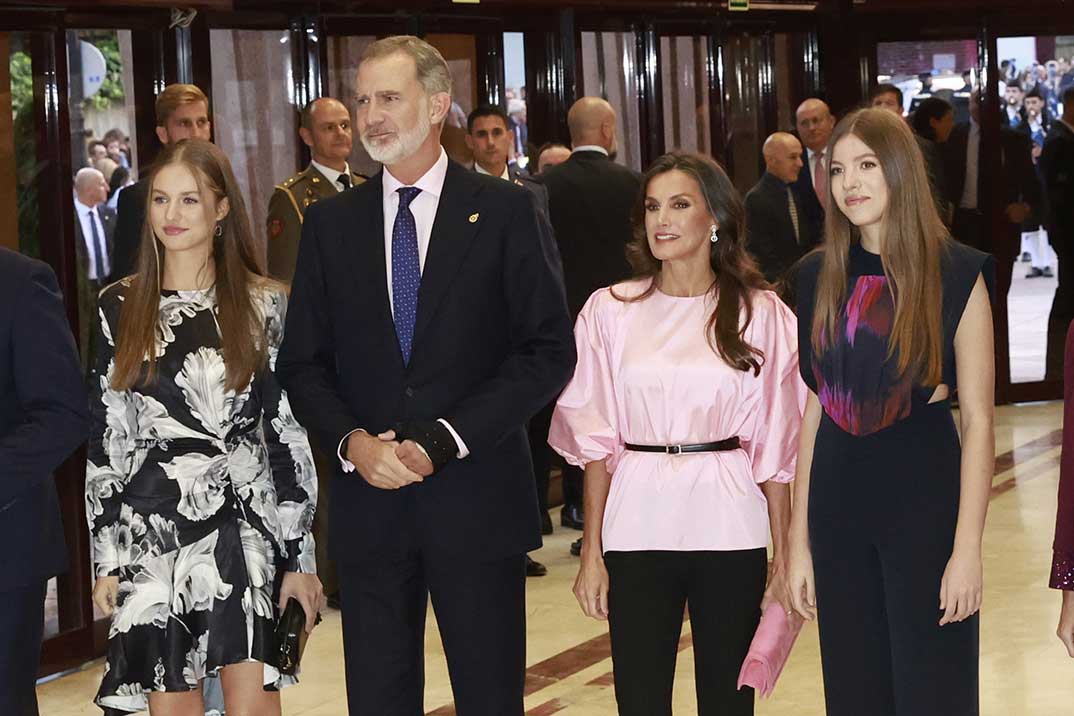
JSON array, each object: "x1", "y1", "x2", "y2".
[{"x1": 273, "y1": 598, "x2": 321, "y2": 676}]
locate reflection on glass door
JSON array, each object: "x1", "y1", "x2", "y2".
[
  {"x1": 998, "y1": 35, "x2": 1073, "y2": 384},
  {"x1": 660, "y1": 35, "x2": 711, "y2": 156},
  {"x1": 580, "y1": 30, "x2": 642, "y2": 172}
]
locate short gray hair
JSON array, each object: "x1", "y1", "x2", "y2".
[{"x1": 361, "y1": 35, "x2": 452, "y2": 97}]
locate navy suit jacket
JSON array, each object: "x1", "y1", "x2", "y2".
[
  {"x1": 0, "y1": 248, "x2": 89, "y2": 589},
  {"x1": 277, "y1": 160, "x2": 576, "y2": 564},
  {"x1": 791, "y1": 157, "x2": 825, "y2": 247}
]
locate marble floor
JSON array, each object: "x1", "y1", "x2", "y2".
[
  {"x1": 38, "y1": 401, "x2": 1074, "y2": 715},
  {"x1": 1007, "y1": 247, "x2": 1058, "y2": 384}
]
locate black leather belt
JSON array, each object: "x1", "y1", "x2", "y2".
[{"x1": 624, "y1": 437, "x2": 740, "y2": 455}]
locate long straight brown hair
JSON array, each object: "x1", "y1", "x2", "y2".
[
  {"x1": 618, "y1": 152, "x2": 768, "y2": 374},
  {"x1": 111, "y1": 139, "x2": 271, "y2": 392},
  {"x1": 811, "y1": 108, "x2": 948, "y2": 384}
]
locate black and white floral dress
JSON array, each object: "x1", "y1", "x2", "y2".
[{"x1": 85, "y1": 280, "x2": 317, "y2": 715}]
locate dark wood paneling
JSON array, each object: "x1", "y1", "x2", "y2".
[{"x1": 634, "y1": 22, "x2": 663, "y2": 166}]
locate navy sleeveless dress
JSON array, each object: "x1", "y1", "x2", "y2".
[{"x1": 796, "y1": 240, "x2": 993, "y2": 716}]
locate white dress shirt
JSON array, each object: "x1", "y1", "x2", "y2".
[
  {"x1": 74, "y1": 198, "x2": 110, "y2": 280},
  {"x1": 338, "y1": 148, "x2": 469, "y2": 471},
  {"x1": 959, "y1": 119, "x2": 980, "y2": 210},
  {"x1": 572, "y1": 145, "x2": 609, "y2": 156},
  {"x1": 474, "y1": 162, "x2": 510, "y2": 180},
  {"x1": 310, "y1": 160, "x2": 352, "y2": 192},
  {"x1": 806, "y1": 147, "x2": 827, "y2": 180}
]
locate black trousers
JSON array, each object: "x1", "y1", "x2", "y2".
[
  {"x1": 338, "y1": 552, "x2": 526, "y2": 716},
  {"x1": 809, "y1": 406, "x2": 979, "y2": 716},
  {"x1": 528, "y1": 400, "x2": 555, "y2": 517},
  {"x1": 1046, "y1": 235, "x2": 1074, "y2": 380},
  {"x1": 0, "y1": 580, "x2": 47, "y2": 716},
  {"x1": 604, "y1": 549, "x2": 767, "y2": 716}
]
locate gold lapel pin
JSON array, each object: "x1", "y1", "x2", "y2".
[{"x1": 468, "y1": 213, "x2": 479, "y2": 224}]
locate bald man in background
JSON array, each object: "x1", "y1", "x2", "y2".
[
  {"x1": 536, "y1": 97, "x2": 641, "y2": 547},
  {"x1": 792, "y1": 98, "x2": 836, "y2": 245},
  {"x1": 745, "y1": 132, "x2": 817, "y2": 284}
]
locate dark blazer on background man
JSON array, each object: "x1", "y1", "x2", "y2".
[
  {"x1": 745, "y1": 171, "x2": 817, "y2": 283},
  {"x1": 73, "y1": 204, "x2": 117, "y2": 283},
  {"x1": 791, "y1": 157, "x2": 826, "y2": 248},
  {"x1": 73, "y1": 203, "x2": 117, "y2": 371},
  {"x1": 0, "y1": 248, "x2": 88, "y2": 715},
  {"x1": 537, "y1": 149, "x2": 641, "y2": 316},
  {"x1": 943, "y1": 122, "x2": 1040, "y2": 214},
  {"x1": 111, "y1": 178, "x2": 149, "y2": 280}
]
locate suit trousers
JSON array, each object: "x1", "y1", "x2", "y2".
[
  {"x1": 1046, "y1": 232, "x2": 1074, "y2": 380},
  {"x1": 528, "y1": 400, "x2": 555, "y2": 517},
  {"x1": 0, "y1": 580, "x2": 47, "y2": 716},
  {"x1": 338, "y1": 551, "x2": 527, "y2": 716},
  {"x1": 310, "y1": 439, "x2": 339, "y2": 598},
  {"x1": 603, "y1": 549, "x2": 767, "y2": 716}
]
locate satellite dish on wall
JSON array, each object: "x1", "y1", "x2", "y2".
[{"x1": 80, "y1": 40, "x2": 107, "y2": 99}]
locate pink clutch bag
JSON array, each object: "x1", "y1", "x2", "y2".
[{"x1": 736, "y1": 602, "x2": 803, "y2": 698}]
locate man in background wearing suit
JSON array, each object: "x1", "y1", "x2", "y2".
[
  {"x1": 266, "y1": 97, "x2": 366, "y2": 610},
  {"x1": 792, "y1": 98, "x2": 835, "y2": 245},
  {"x1": 465, "y1": 104, "x2": 554, "y2": 578},
  {"x1": 944, "y1": 89, "x2": 1039, "y2": 264},
  {"x1": 0, "y1": 248, "x2": 89, "y2": 715},
  {"x1": 538, "y1": 96, "x2": 641, "y2": 553},
  {"x1": 745, "y1": 132, "x2": 816, "y2": 284},
  {"x1": 267, "y1": 97, "x2": 366, "y2": 282},
  {"x1": 466, "y1": 105, "x2": 549, "y2": 217},
  {"x1": 112, "y1": 84, "x2": 211, "y2": 279},
  {"x1": 1043, "y1": 87, "x2": 1074, "y2": 379},
  {"x1": 72, "y1": 167, "x2": 116, "y2": 371},
  {"x1": 277, "y1": 36, "x2": 575, "y2": 715}
]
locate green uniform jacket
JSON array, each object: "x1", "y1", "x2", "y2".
[{"x1": 265, "y1": 164, "x2": 366, "y2": 281}]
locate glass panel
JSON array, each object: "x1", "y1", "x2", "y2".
[
  {"x1": 327, "y1": 35, "x2": 378, "y2": 177},
  {"x1": 503, "y1": 31, "x2": 529, "y2": 170},
  {"x1": 660, "y1": 35, "x2": 710, "y2": 156},
  {"x1": 723, "y1": 33, "x2": 765, "y2": 194},
  {"x1": 210, "y1": 28, "x2": 299, "y2": 256},
  {"x1": 580, "y1": 30, "x2": 642, "y2": 172},
  {"x1": 67, "y1": 28, "x2": 137, "y2": 379},
  {"x1": 3, "y1": 31, "x2": 37, "y2": 258},
  {"x1": 425, "y1": 34, "x2": 478, "y2": 166},
  {"x1": 997, "y1": 35, "x2": 1073, "y2": 383},
  {"x1": 876, "y1": 38, "x2": 978, "y2": 122}
]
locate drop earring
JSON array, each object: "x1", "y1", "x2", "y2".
[
  {"x1": 709, "y1": 225, "x2": 719, "y2": 244},
  {"x1": 214, "y1": 223, "x2": 223, "y2": 238}
]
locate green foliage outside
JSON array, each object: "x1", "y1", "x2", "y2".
[{"x1": 7, "y1": 33, "x2": 125, "y2": 257}]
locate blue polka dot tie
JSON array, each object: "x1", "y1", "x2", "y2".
[{"x1": 392, "y1": 186, "x2": 422, "y2": 365}]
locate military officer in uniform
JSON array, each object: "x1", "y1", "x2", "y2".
[
  {"x1": 266, "y1": 97, "x2": 366, "y2": 281},
  {"x1": 266, "y1": 96, "x2": 364, "y2": 609},
  {"x1": 466, "y1": 105, "x2": 556, "y2": 578}
]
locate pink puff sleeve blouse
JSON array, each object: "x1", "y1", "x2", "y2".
[{"x1": 548, "y1": 280, "x2": 807, "y2": 553}]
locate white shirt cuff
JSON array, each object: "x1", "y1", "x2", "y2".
[
  {"x1": 337, "y1": 421, "x2": 468, "y2": 472},
  {"x1": 437, "y1": 418, "x2": 470, "y2": 459},
  {"x1": 338, "y1": 428, "x2": 365, "y2": 473}
]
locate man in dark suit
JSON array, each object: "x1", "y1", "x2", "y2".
[
  {"x1": 112, "y1": 84, "x2": 211, "y2": 279},
  {"x1": 792, "y1": 98, "x2": 835, "y2": 246},
  {"x1": 537, "y1": 96, "x2": 641, "y2": 547},
  {"x1": 0, "y1": 248, "x2": 89, "y2": 715},
  {"x1": 466, "y1": 104, "x2": 549, "y2": 217},
  {"x1": 72, "y1": 167, "x2": 117, "y2": 371},
  {"x1": 465, "y1": 104, "x2": 554, "y2": 577},
  {"x1": 944, "y1": 90, "x2": 1039, "y2": 265},
  {"x1": 745, "y1": 132, "x2": 816, "y2": 284},
  {"x1": 276, "y1": 36, "x2": 575, "y2": 715},
  {"x1": 1042, "y1": 87, "x2": 1074, "y2": 379}
]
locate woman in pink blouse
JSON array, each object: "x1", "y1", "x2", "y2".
[{"x1": 548, "y1": 152, "x2": 807, "y2": 715}]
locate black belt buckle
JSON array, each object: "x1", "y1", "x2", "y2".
[{"x1": 666, "y1": 444, "x2": 682, "y2": 455}]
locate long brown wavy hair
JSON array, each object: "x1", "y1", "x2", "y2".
[
  {"x1": 811, "y1": 108, "x2": 947, "y2": 384},
  {"x1": 111, "y1": 139, "x2": 271, "y2": 392},
  {"x1": 617, "y1": 152, "x2": 768, "y2": 374}
]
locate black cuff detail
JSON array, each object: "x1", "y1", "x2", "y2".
[{"x1": 397, "y1": 420, "x2": 456, "y2": 472}]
